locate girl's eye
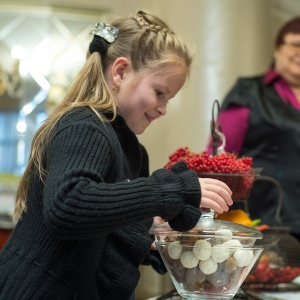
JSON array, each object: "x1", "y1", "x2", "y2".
[{"x1": 155, "y1": 90, "x2": 164, "y2": 97}]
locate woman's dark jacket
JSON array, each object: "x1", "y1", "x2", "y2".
[{"x1": 222, "y1": 76, "x2": 300, "y2": 237}]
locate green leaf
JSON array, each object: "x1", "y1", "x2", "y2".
[{"x1": 251, "y1": 219, "x2": 261, "y2": 228}]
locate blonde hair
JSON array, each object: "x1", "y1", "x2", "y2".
[{"x1": 14, "y1": 10, "x2": 194, "y2": 220}]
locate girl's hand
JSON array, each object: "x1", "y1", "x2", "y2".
[{"x1": 199, "y1": 178, "x2": 233, "y2": 214}]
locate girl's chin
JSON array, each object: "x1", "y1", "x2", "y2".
[
  {"x1": 130, "y1": 124, "x2": 147, "y2": 135},
  {"x1": 135, "y1": 127, "x2": 147, "y2": 135}
]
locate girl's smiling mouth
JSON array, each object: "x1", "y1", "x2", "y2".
[{"x1": 145, "y1": 113, "x2": 154, "y2": 123}]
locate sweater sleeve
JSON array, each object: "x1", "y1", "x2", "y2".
[{"x1": 43, "y1": 122, "x2": 201, "y2": 240}]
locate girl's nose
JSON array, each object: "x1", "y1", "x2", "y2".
[{"x1": 156, "y1": 104, "x2": 167, "y2": 116}]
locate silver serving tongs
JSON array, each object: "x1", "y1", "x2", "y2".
[{"x1": 211, "y1": 99, "x2": 226, "y2": 156}]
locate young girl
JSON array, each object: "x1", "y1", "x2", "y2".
[{"x1": 0, "y1": 11, "x2": 232, "y2": 299}]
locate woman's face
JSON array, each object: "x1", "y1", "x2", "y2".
[
  {"x1": 274, "y1": 33, "x2": 300, "y2": 82},
  {"x1": 114, "y1": 61, "x2": 187, "y2": 135}
]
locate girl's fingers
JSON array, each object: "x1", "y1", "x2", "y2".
[
  {"x1": 202, "y1": 178, "x2": 232, "y2": 196},
  {"x1": 205, "y1": 185, "x2": 233, "y2": 206},
  {"x1": 200, "y1": 197, "x2": 225, "y2": 214},
  {"x1": 199, "y1": 178, "x2": 233, "y2": 213},
  {"x1": 201, "y1": 191, "x2": 231, "y2": 211}
]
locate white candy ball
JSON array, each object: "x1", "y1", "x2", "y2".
[
  {"x1": 193, "y1": 240, "x2": 212, "y2": 260},
  {"x1": 247, "y1": 249, "x2": 254, "y2": 262},
  {"x1": 180, "y1": 251, "x2": 199, "y2": 269},
  {"x1": 168, "y1": 241, "x2": 183, "y2": 259},
  {"x1": 199, "y1": 257, "x2": 218, "y2": 275},
  {"x1": 211, "y1": 245, "x2": 230, "y2": 263},
  {"x1": 233, "y1": 249, "x2": 254, "y2": 267},
  {"x1": 222, "y1": 239, "x2": 243, "y2": 255},
  {"x1": 215, "y1": 229, "x2": 233, "y2": 241}
]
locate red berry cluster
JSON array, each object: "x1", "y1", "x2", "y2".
[
  {"x1": 164, "y1": 147, "x2": 253, "y2": 173},
  {"x1": 248, "y1": 264, "x2": 300, "y2": 284},
  {"x1": 164, "y1": 147, "x2": 256, "y2": 201}
]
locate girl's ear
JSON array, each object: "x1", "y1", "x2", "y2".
[{"x1": 111, "y1": 57, "x2": 130, "y2": 87}]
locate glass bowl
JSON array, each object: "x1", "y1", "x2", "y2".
[{"x1": 150, "y1": 214, "x2": 264, "y2": 299}]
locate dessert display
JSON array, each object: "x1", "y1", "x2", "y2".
[
  {"x1": 150, "y1": 216, "x2": 264, "y2": 299},
  {"x1": 159, "y1": 140, "x2": 265, "y2": 298},
  {"x1": 153, "y1": 100, "x2": 282, "y2": 298}
]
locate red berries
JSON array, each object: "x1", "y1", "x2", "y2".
[
  {"x1": 164, "y1": 147, "x2": 253, "y2": 173},
  {"x1": 164, "y1": 147, "x2": 257, "y2": 201},
  {"x1": 248, "y1": 263, "x2": 300, "y2": 284},
  {"x1": 247, "y1": 251, "x2": 300, "y2": 284}
]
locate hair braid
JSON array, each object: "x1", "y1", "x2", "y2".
[{"x1": 135, "y1": 11, "x2": 173, "y2": 36}]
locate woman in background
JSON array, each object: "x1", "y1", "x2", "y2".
[{"x1": 207, "y1": 16, "x2": 300, "y2": 242}]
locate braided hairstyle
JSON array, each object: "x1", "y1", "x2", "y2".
[
  {"x1": 14, "y1": 10, "x2": 194, "y2": 219},
  {"x1": 104, "y1": 11, "x2": 193, "y2": 75}
]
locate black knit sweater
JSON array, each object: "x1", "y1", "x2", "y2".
[{"x1": 0, "y1": 107, "x2": 201, "y2": 300}]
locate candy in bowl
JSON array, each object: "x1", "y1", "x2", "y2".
[{"x1": 150, "y1": 213, "x2": 264, "y2": 299}]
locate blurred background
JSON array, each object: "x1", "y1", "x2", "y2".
[{"x1": 0, "y1": 0, "x2": 299, "y2": 299}]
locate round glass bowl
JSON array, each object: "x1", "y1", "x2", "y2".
[{"x1": 150, "y1": 215, "x2": 264, "y2": 299}]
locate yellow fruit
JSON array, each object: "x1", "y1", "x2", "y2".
[{"x1": 216, "y1": 209, "x2": 252, "y2": 227}]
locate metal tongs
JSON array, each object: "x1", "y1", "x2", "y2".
[{"x1": 211, "y1": 99, "x2": 226, "y2": 156}]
